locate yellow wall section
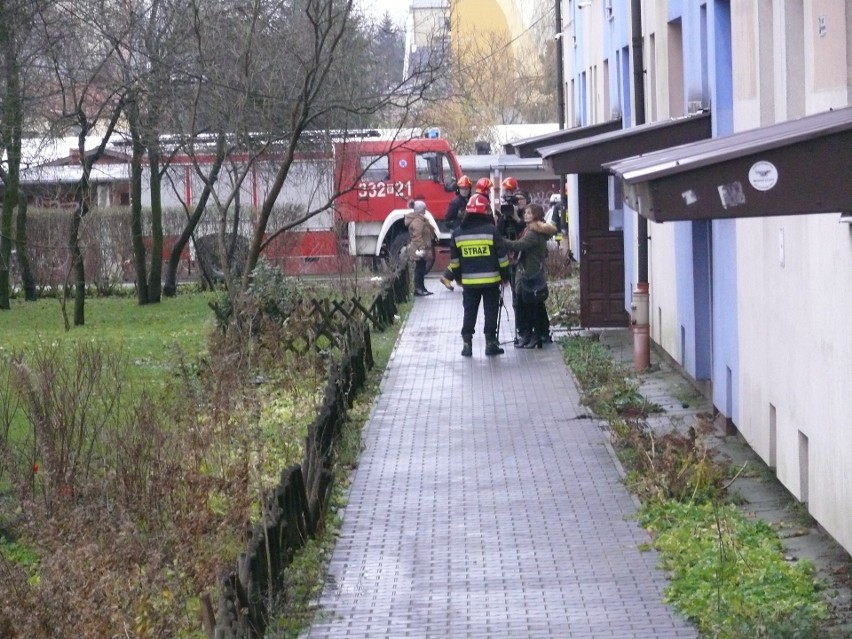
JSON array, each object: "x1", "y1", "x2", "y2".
[
  {"x1": 454, "y1": 0, "x2": 510, "y2": 36},
  {"x1": 451, "y1": 0, "x2": 532, "y2": 62}
]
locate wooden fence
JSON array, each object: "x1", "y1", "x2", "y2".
[{"x1": 207, "y1": 264, "x2": 409, "y2": 639}]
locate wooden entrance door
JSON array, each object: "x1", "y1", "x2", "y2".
[{"x1": 578, "y1": 173, "x2": 629, "y2": 327}]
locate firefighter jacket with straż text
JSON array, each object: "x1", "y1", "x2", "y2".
[{"x1": 448, "y1": 213, "x2": 510, "y2": 287}]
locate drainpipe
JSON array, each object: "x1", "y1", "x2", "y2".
[
  {"x1": 555, "y1": 0, "x2": 568, "y2": 219},
  {"x1": 630, "y1": 0, "x2": 650, "y2": 371}
]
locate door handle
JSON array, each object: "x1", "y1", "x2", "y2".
[{"x1": 581, "y1": 241, "x2": 591, "y2": 255}]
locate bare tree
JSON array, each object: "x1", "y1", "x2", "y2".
[
  {"x1": 0, "y1": 0, "x2": 53, "y2": 307},
  {"x1": 155, "y1": 0, "x2": 445, "y2": 300},
  {"x1": 33, "y1": 0, "x2": 129, "y2": 326},
  {"x1": 112, "y1": 0, "x2": 196, "y2": 304},
  {"x1": 420, "y1": 6, "x2": 555, "y2": 153}
]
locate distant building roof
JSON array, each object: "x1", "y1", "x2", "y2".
[
  {"x1": 457, "y1": 154, "x2": 547, "y2": 173},
  {"x1": 411, "y1": 0, "x2": 447, "y2": 8},
  {"x1": 495, "y1": 123, "x2": 560, "y2": 148}
]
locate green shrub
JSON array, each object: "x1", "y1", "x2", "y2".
[
  {"x1": 639, "y1": 500, "x2": 828, "y2": 638},
  {"x1": 560, "y1": 332, "x2": 829, "y2": 638},
  {"x1": 248, "y1": 259, "x2": 309, "y2": 323}
]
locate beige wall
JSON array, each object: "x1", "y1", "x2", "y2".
[
  {"x1": 805, "y1": 0, "x2": 850, "y2": 111},
  {"x1": 734, "y1": 1, "x2": 852, "y2": 553},
  {"x1": 737, "y1": 213, "x2": 852, "y2": 552},
  {"x1": 647, "y1": 220, "x2": 680, "y2": 359}
]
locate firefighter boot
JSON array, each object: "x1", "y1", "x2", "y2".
[
  {"x1": 485, "y1": 339, "x2": 504, "y2": 356},
  {"x1": 461, "y1": 338, "x2": 473, "y2": 357}
]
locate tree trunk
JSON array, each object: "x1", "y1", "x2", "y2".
[
  {"x1": 243, "y1": 146, "x2": 297, "y2": 290},
  {"x1": 163, "y1": 133, "x2": 227, "y2": 296},
  {"x1": 0, "y1": 190, "x2": 13, "y2": 310},
  {"x1": 0, "y1": 16, "x2": 20, "y2": 310},
  {"x1": 69, "y1": 201, "x2": 86, "y2": 326},
  {"x1": 146, "y1": 148, "x2": 163, "y2": 302},
  {"x1": 16, "y1": 192, "x2": 36, "y2": 301},
  {"x1": 129, "y1": 111, "x2": 149, "y2": 305}
]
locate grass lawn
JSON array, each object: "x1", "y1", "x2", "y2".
[{"x1": 0, "y1": 294, "x2": 215, "y2": 385}]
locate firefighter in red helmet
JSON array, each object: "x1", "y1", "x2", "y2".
[
  {"x1": 475, "y1": 177, "x2": 494, "y2": 194},
  {"x1": 444, "y1": 175, "x2": 473, "y2": 231},
  {"x1": 500, "y1": 176, "x2": 518, "y2": 192}
]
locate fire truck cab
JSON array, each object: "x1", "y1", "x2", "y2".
[{"x1": 335, "y1": 136, "x2": 463, "y2": 264}]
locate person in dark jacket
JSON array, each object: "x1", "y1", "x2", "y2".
[
  {"x1": 502, "y1": 189, "x2": 529, "y2": 282},
  {"x1": 439, "y1": 175, "x2": 473, "y2": 291},
  {"x1": 448, "y1": 189, "x2": 510, "y2": 357},
  {"x1": 444, "y1": 175, "x2": 472, "y2": 230},
  {"x1": 503, "y1": 203, "x2": 557, "y2": 349}
]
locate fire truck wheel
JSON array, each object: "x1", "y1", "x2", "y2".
[
  {"x1": 387, "y1": 232, "x2": 434, "y2": 273},
  {"x1": 387, "y1": 232, "x2": 409, "y2": 270}
]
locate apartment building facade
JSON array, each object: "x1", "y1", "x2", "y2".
[{"x1": 527, "y1": 0, "x2": 852, "y2": 555}]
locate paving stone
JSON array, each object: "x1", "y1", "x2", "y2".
[{"x1": 303, "y1": 280, "x2": 697, "y2": 638}]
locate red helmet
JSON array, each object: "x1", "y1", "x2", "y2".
[
  {"x1": 457, "y1": 175, "x2": 472, "y2": 189},
  {"x1": 501, "y1": 176, "x2": 518, "y2": 191},
  {"x1": 475, "y1": 177, "x2": 493, "y2": 194},
  {"x1": 465, "y1": 192, "x2": 491, "y2": 215}
]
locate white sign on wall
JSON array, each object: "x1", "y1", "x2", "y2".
[{"x1": 749, "y1": 161, "x2": 779, "y2": 191}]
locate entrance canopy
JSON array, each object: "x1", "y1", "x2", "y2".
[
  {"x1": 504, "y1": 119, "x2": 622, "y2": 159},
  {"x1": 539, "y1": 112, "x2": 712, "y2": 175},
  {"x1": 606, "y1": 106, "x2": 852, "y2": 222}
]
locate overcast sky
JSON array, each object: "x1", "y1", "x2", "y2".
[{"x1": 361, "y1": 0, "x2": 409, "y2": 27}]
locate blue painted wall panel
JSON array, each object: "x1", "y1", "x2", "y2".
[
  {"x1": 674, "y1": 221, "x2": 695, "y2": 373},
  {"x1": 691, "y1": 220, "x2": 713, "y2": 380},
  {"x1": 708, "y1": 0, "x2": 738, "y2": 422}
]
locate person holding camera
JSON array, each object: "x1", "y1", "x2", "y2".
[
  {"x1": 405, "y1": 198, "x2": 436, "y2": 296},
  {"x1": 500, "y1": 188, "x2": 530, "y2": 341},
  {"x1": 503, "y1": 203, "x2": 557, "y2": 349},
  {"x1": 447, "y1": 180, "x2": 510, "y2": 357},
  {"x1": 497, "y1": 177, "x2": 527, "y2": 241}
]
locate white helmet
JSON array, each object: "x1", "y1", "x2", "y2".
[{"x1": 549, "y1": 193, "x2": 561, "y2": 204}]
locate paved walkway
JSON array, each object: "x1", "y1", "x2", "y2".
[{"x1": 304, "y1": 278, "x2": 697, "y2": 638}]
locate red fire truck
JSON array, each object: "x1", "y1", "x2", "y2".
[{"x1": 151, "y1": 133, "x2": 463, "y2": 275}]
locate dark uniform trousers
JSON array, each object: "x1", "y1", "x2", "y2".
[{"x1": 461, "y1": 285, "x2": 501, "y2": 340}]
